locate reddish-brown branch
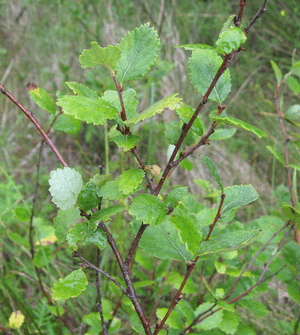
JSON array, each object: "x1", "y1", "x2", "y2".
[
  {"x1": 206, "y1": 194, "x2": 226, "y2": 241},
  {"x1": 235, "y1": 0, "x2": 246, "y2": 27},
  {"x1": 244, "y1": 0, "x2": 269, "y2": 35},
  {"x1": 0, "y1": 84, "x2": 68, "y2": 167}
]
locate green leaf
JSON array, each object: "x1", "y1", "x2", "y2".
[
  {"x1": 210, "y1": 115, "x2": 267, "y2": 138},
  {"x1": 171, "y1": 203, "x2": 202, "y2": 255},
  {"x1": 285, "y1": 104, "x2": 300, "y2": 120},
  {"x1": 53, "y1": 114, "x2": 81, "y2": 134},
  {"x1": 287, "y1": 281, "x2": 300, "y2": 304},
  {"x1": 116, "y1": 23, "x2": 160, "y2": 83},
  {"x1": 270, "y1": 60, "x2": 283, "y2": 85},
  {"x1": 180, "y1": 159, "x2": 193, "y2": 171},
  {"x1": 156, "y1": 308, "x2": 184, "y2": 330},
  {"x1": 176, "y1": 103, "x2": 203, "y2": 136},
  {"x1": 29, "y1": 87, "x2": 56, "y2": 114},
  {"x1": 222, "y1": 185, "x2": 258, "y2": 213},
  {"x1": 115, "y1": 169, "x2": 145, "y2": 194},
  {"x1": 54, "y1": 208, "x2": 81, "y2": 242},
  {"x1": 194, "y1": 303, "x2": 223, "y2": 330},
  {"x1": 266, "y1": 146, "x2": 285, "y2": 165},
  {"x1": 7, "y1": 231, "x2": 30, "y2": 248},
  {"x1": 129, "y1": 194, "x2": 168, "y2": 225},
  {"x1": 238, "y1": 299, "x2": 268, "y2": 317},
  {"x1": 286, "y1": 75, "x2": 300, "y2": 93},
  {"x1": 281, "y1": 203, "x2": 300, "y2": 223},
  {"x1": 13, "y1": 206, "x2": 30, "y2": 221},
  {"x1": 90, "y1": 205, "x2": 125, "y2": 224},
  {"x1": 77, "y1": 182, "x2": 101, "y2": 212},
  {"x1": 291, "y1": 60, "x2": 300, "y2": 77},
  {"x1": 51, "y1": 269, "x2": 88, "y2": 300},
  {"x1": 219, "y1": 14, "x2": 236, "y2": 35},
  {"x1": 218, "y1": 310, "x2": 239, "y2": 334},
  {"x1": 108, "y1": 126, "x2": 141, "y2": 151},
  {"x1": 210, "y1": 128, "x2": 236, "y2": 140},
  {"x1": 282, "y1": 241, "x2": 300, "y2": 266},
  {"x1": 178, "y1": 44, "x2": 215, "y2": 51},
  {"x1": 90, "y1": 174, "x2": 112, "y2": 190},
  {"x1": 201, "y1": 155, "x2": 223, "y2": 193},
  {"x1": 57, "y1": 95, "x2": 118, "y2": 125},
  {"x1": 79, "y1": 42, "x2": 121, "y2": 71},
  {"x1": 216, "y1": 27, "x2": 246, "y2": 55},
  {"x1": 67, "y1": 221, "x2": 106, "y2": 250},
  {"x1": 125, "y1": 94, "x2": 182, "y2": 125},
  {"x1": 102, "y1": 88, "x2": 138, "y2": 122},
  {"x1": 196, "y1": 207, "x2": 218, "y2": 227},
  {"x1": 188, "y1": 49, "x2": 231, "y2": 103},
  {"x1": 33, "y1": 245, "x2": 53, "y2": 268},
  {"x1": 131, "y1": 218, "x2": 193, "y2": 262},
  {"x1": 97, "y1": 180, "x2": 125, "y2": 200},
  {"x1": 65, "y1": 82, "x2": 99, "y2": 98},
  {"x1": 165, "y1": 186, "x2": 189, "y2": 208},
  {"x1": 199, "y1": 230, "x2": 262, "y2": 255},
  {"x1": 49, "y1": 167, "x2": 83, "y2": 211}
]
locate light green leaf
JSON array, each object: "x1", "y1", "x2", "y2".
[
  {"x1": 238, "y1": 299, "x2": 268, "y2": 317},
  {"x1": 171, "y1": 203, "x2": 201, "y2": 255},
  {"x1": 125, "y1": 94, "x2": 182, "y2": 125},
  {"x1": 285, "y1": 104, "x2": 300, "y2": 120},
  {"x1": 286, "y1": 75, "x2": 300, "y2": 93},
  {"x1": 178, "y1": 44, "x2": 215, "y2": 51},
  {"x1": 131, "y1": 218, "x2": 193, "y2": 262},
  {"x1": 53, "y1": 114, "x2": 81, "y2": 134},
  {"x1": 57, "y1": 95, "x2": 118, "y2": 125},
  {"x1": 210, "y1": 128, "x2": 236, "y2": 140},
  {"x1": 282, "y1": 241, "x2": 300, "y2": 266},
  {"x1": 97, "y1": 180, "x2": 125, "y2": 200},
  {"x1": 216, "y1": 27, "x2": 246, "y2": 55},
  {"x1": 188, "y1": 49, "x2": 231, "y2": 103},
  {"x1": 176, "y1": 103, "x2": 203, "y2": 136},
  {"x1": 287, "y1": 281, "x2": 300, "y2": 304},
  {"x1": 156, "y1": 308, "x2": 184, "y2": 330},
  {"x1": 221, "y1": 184, "x2": 258, "y2": 213},
  {"x1": 79, "y1": 42, "x2": 121, "y2": 71},
  {"x1": 49, "y1": 167, "x2": 83, "y2": 211},
  {"x1": 281, "y1": 203, "x2": 300, "y2": 223},
  {"x1": 165, "y1": 186, "x2": 189, "y2": 208},
  {"x1": 129, "y1": 194, "x2": 168, "y2": 225},
  {"x1": 29, "y1": 87, "x2": 56, "y2": 114},
  {"x1": 108, "y1": 126, "x2": 141, "y2": 151},
  {"x1": 51, "y1": 269, "x2": 88, "y2": 300},
  {"x1": 210, "y1": 115, "x2": 267, "y2": 138},
  {"x1": 199, "y1": 230, "x2": 262, "y2": 255},
  {"x1": 266, "y1": 146, "x2": 285, "y2": 165},
  {"x1": 165, "y1": 121, "x2": 197, "y2": 146},
  {"x1": 102, "y1": 88, "x2": 138, "y2": 122},
  {"x1": 54, "y1": 208, "x2": 81, "y2": 242},
  {"x1": 115, "y1": 169, "x2": 145, "y2": 194},
  {"x1": 270, "y1": 60, "x2": 283, "y2": 85},
  {"x1": 65, "y1": 82, "x2": 99, "y2": 99},
  {"x1": 196, "y1": 207, "x2": 218, "y2": 227},
  {"x1": 219, "y1": 14, "x2": 236, "y2": 35},
  {"x1": 77, "y1": 182, "x2": 101, "y2": 212},
  {"x1": 218, "y1": 310, "x2": 239, "y2": 334},
  {"x1": 13, "y1": 207, "x2": 30, "y2": 221},
  {"x1": 90, "y1": 174, "x2": 112, "y2": 190},
  {"x1": 90, "y1": 205, "x2": 125, "y2": 224},
  {"x1": 180, "y1": 159, "x2": 193, "y2": 171},
  {"x1": 195, "y1": 303, "x2": 223, "y2": 330},
  {"x1": 116, "y1": 23, "x2": 160, "y2": 83},
  {"x1": 201, "y1": 155, "x2": 223, "y2": 193},
  {"x1": 291, "y1": 60, "x2": 300, "y2": 77},
  {"x1": 33, "y1": 245, "x2": 53, "y2": 268},
  {"x1": 7, "y1": 231, "x2": 29, "y2": 248},
  {"x1": 176, "y1": 300, "x2": 196, "y2": 325},
  {"x1": 216, "y1": 301, "x2": 235, "y2": 312}
]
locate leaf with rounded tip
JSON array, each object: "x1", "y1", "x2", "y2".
[
  {"x1": 49, "y1": 168, "x2": 83, "y2": 211},
  {"x1": 108, "y1": 126, "x2": 141, "y2": 151},
  {"x1": 210, "y1": 128, "x2": 236, "y2": 140},
  {"x1": 53, "y1": 114, "x2": 81, "y2": 134},
  {"x1": 270, "y1": 60, "x2": 283, "y2": 86},
  {"x1": 216, "y1": 27, "x2": 246, "y2": 55},
  {"x1": 79, "y1": 42, "x2": 121, "y2": 71},
  {"x1": 51, "y1": 269, "x2": 88, "y2": 300},
  {"x1": 116, "y1": 23, "x2": 160, "y2": 83},
  {"x1": 29, "y1": 87, "x2": 56, "y2": 114},
  {"x1": 201, "y1": 155, "x2": 223, "y2": 193},
  {"x1": 188, "y1": 49, "x2": 231, "y2": 103},
  {"x1": 77, "y1": 182, "x2": 101, "y2": 212}
]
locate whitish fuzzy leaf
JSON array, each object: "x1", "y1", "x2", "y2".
[
  {"x1": 222, "y1": 185, "x2": 259, "y2": 213},
  {"x1": 29, "y1": 87, "x2": 56, "y2": 114},
  {"x1": 54, "y1": 208, "x2": 81, "y2": 242},
  {"x1": 131, "y1": 218, "x2": 193, "y2": 262},
  {"x1": 189, "y1": 49, "x2": 231, "y2": 103},
  {"x1": 66, "y1": 82, "x2": 99, "y2": 98},
  {"x1": 49, "y1": 167, "x2": 83, "y2": 211},
  {"x1": 165, "y1": 186, "x2": 189, "y2": 208},
  {"x1": 52, "y1": 269, "x2": 88, "y2": 300},
  {"x1": 201, "y1": 155, "x2": 223, "y2": 193},
  {"x1": 129, "y1": 194, "x2": 168, "y2": 225},
  {"x1": 78, "y1": 182, "x2": 101, "y2": 212},
  {"x1": 266, "y1": 146, "x2": 285, "y2": 165},
  {"x1": 199, "y1": 230, "x2": 262, "y2": 255},
  {"x1": 156, "y1": 308, "x2": 184, "y2": 330},
  {"x1": 57, "y1": 95, "x2": 118, "y2": 125},
  {"x1": 115, "y1": 169, "x2": 145, "y2": 194},
  {"x1": 67, "y1": 221, "x2": 106, "y2": 250},
  {"x1": 116, "y1": 23, "x2": 160, "y2": 83},
  {"x1": 53, "y1": 114, "x2": 81, "y2": 134},
  {"x1": 171, "y1": 203, "x2": 201, "y2": 255},
  {"x1": 90, "y1": 205, "x2": 125, "y2": 224},
  {"x1": 125, "y1": 94, "x2": 182, "y2": 125},
  {"x1": 210, "y1": 128, "x2": 236, "y2": 140},
  {"x1": 102, "y1": 88, "x2": 138, "y2": 121},
  {"x1": 216, "y1": 27, "x2": 246, "y2": 55},
  {"x1": 211, "y1": 115, "x2": 267, "y2": 138},
  {"x1": 281, "y1": 203, "x2": 300, "y2": 223},
  {"x1": 195, "y1": 303, "x2": 223, "y2": 330},
  {"x1": 108, "y1": 126, "x2": 140, "y2": 151},
  {"x1": 178, "y1": 44, "x2": 215, "y2": 51},
  {"x1": 79, "y1": 42, "x2": 121, "y2": 71},
  {"x1": 270, "y1": 60, "x2": 283, "y2": 85}
]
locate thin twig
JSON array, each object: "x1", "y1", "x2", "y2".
[
  {"x1": 244, "y1": 0, "x2": 269, "y2": 35},
  {"x1": 205, "y1": 194, "x2": 226, "y2": 241},
  {"x1": 235, "y1": 0, "x2": 246, "y2": 27}
]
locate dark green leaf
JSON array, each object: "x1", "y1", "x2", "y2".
[
  {"x1": 287, "y1": 281, "x2": 300, "y2": 304},
  {"x1": 281, "y1": 203, "x2": 300, "y2": 223},
  {"x1": 282, "y1": 241, "x2": 300, "y2": 266},
  {"x1": 77, "y1": 182, "x2": 101, "y2": 212}
]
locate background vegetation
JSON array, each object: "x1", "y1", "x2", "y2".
[{"x1": 1, "y1": 0, "x2": 300, "y2": 334}]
